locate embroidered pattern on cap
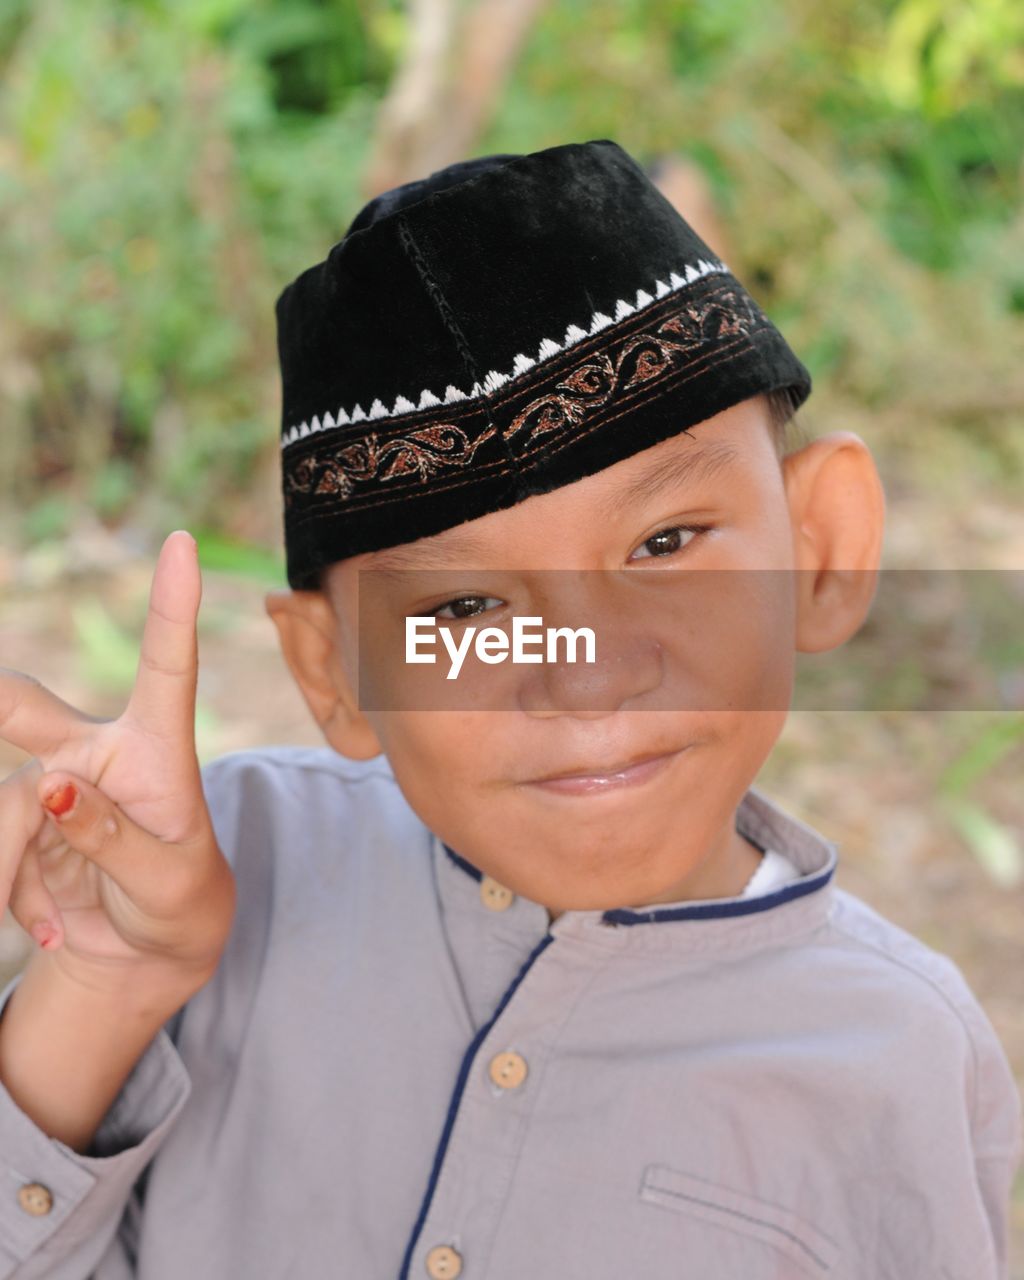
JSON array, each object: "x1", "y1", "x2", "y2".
[{"x1": 282, "y1": 275, "x2": 765, "y2": 514}]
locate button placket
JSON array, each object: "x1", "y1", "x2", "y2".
[{"x1": 405, "y1": 933, "x2": 615, "y2": 1280}]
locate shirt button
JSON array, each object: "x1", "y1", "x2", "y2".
[
  {"x1": 425, "y1": 1243, "x2": 463, "y2": 1277},
  {"x1": 488, "y1": 1050, "x2": 528, "y2": 1089},
  {"x1": 17, "y1": 1183, "x2": 53, "y2": 1216},
  {"x1": 480, "y1": 875, "x2": 514, "y2": 911}
]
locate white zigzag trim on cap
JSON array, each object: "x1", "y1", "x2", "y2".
[{"x1": 281, "y1": 257, "x2": 729, "y2": 448}]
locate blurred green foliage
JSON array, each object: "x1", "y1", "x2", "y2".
[
  {"x1": 1, "y1": 0, "x2": 1022, "y2": 543},
  {"x1": 193, "y1": 528, "x2": 287, "y2": 582},
  {"x1": 939, "y1": 712, "x2": 1024, "y2": 886}
]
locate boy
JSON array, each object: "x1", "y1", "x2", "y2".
[{"x1": 0, "y1": 139, "x2": 1020, "y2": 1278}]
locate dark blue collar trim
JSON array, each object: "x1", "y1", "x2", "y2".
[
  {"x1": 601, "y1": 862, "x2": 834, "y2": 924},
  {"x1": 442, "y1": 843, "x2": 482, "y2": 882},
  {"x1": 440, "y1": 833, "x2": 834, "y2": 924}
]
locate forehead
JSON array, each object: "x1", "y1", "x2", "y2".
[{"x1": 330, "y1": 395, "x2": 771, "y2": 581}]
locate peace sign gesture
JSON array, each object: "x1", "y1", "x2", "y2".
[{"x1": 0, "y1": 531, "x2": 235, "y2": 989}]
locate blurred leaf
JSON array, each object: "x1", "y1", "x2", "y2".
[
  {"x1": 23, "y1": 496, "x2": 73, "y2": 544},
  {"x1": 72, "y1": 599, "x2": 139, "y2": 693},
  {"x1": 195, "y1": 530, "x2": 285, "y2": 584},
  {"x1": 939, "y1": 715, "x2": 1024, "y2": 794},
  {"x1": 90, "y1": 458, "x2": 135, "y2": 520},
  {"x1": 944, "y1": 796, "x2": 1024, "y2": 888}
]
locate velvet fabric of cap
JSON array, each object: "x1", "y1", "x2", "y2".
[{"x1": 275, "y1": 138, "x2": 811, "y2": 590}]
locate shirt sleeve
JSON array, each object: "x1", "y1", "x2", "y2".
[
  {"x1": 966, "y1": 989, "x2": 1024, "y2": 1280},
  {"x1": 0, "y1": 974, "x2": 191, "y2": 1280}
]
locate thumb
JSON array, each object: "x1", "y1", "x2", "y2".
[{"x1": 37, "y1": 772, "x2": 168, "y2": 897}]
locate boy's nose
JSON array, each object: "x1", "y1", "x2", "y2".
[
  {"x1": 516, "y1": 572, "x2": 667, "y2": 717},
  {"x1": 519, "y1": 628, "x2": 665, "y2": 718}
]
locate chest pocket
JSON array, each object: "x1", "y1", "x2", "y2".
[{"x1": 639, "y1": 1164, "x2": 841, "y2": 1277}]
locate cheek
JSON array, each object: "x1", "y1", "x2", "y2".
[
  {"x1": 730, "y1": 570, "x2": 797, "y2": 709},
  {"x1": 372, "y1": 711, "x2": 488, "y2": 813},
  {"x1": 654, "y1": 568, "x2": 796, "y2": 714}
]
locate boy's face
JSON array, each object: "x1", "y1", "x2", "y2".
[{"x1": 269, "y1": 394, "x2": 884, "y2": 914}]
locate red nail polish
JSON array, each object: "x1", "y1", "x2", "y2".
[
  {"x1": 30, "y1": 921, "x2": 57, "y2": 948},
  {"x1": 42, "y1": 782, "x2": 78, "y2": 819}
]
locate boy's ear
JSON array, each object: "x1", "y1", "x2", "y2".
[
  {"x1": 782, "y1": 430, "x2": 886, "y2": 654},
  {"x1": 263, "y1": 589, "x2": 382, "y2": 760}
]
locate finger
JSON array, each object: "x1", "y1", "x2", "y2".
[
  {"x1": 7, "y1": 843, "x2": 63, "y2": 951},
  {"x1": 124, "y1": 531, "x2": 202, "y2": 739},
  {"x1": 36, "y1": 770, "x2": 194, "y2": 914},
  {"x1": 0, "y1": 759, "x2": 49, "y2": 913},
  {"x1": 0, "y1": 668, "x2": 87, "y2": 758}
]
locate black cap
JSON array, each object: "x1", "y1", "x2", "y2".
[{"x1": 275, "y1": 138, "x2": 811, "y2": 589}]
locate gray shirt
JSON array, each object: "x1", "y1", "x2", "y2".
[{"x1": 1, "y1": 745, "x2": 1020, "y2": 1279}]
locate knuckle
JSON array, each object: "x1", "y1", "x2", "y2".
[
  {"x1": 7, "y1": 861, "x2": 43, "y2": 922},
  {"x1": 5, "y1": 872, "x2": 27, "y2": 917},
  {"x1": 147, "y1": 599, "x2": 192, "y2": 630},
  {"x1": 177, "y1": 816, "x2": 217, "y2": 855},
  {"x1": 0, "y1": 671, "x2": 41, "y2": 723},
  {"x1": 6, "y1": 899, "x2": 40, "y2": 944},
  {"x1": 80, "y1": 807, "x2": 120, "y2": 854},
  {"x1": 7, "y1": 883, "x2": 40, "y2": 927},
  {"x1": 138, "y1": 649, "x2": 188, "y2": 680}
]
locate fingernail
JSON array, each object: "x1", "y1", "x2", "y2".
[
  {"x1": 42, "y1": 782, "x2": 78, "y2": 820},
  {"x1": 30, "y1": 921, "x2": 58, "y2": 949}
]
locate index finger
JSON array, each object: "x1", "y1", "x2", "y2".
[
  {"x1": 0, "y1": 670, "x2": 86, "y2": 760},
  {"x1": 124, "y1": 531, "x2": 202, "y2": 739}
]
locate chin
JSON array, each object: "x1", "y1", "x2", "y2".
[{"x1": 533, "y1": 831, "x2": 682, "y2": 898}]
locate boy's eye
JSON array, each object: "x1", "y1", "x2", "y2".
[
  {"x1": 629, "y1": 523, "x2": 711, "y2": 561},
  {"x1": 431, "y1": 595, "x2": 503, "y2": 620}
]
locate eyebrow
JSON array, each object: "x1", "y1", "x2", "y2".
[
  {"x1": 364, "y1": 529, "x2": 488, "y2": 574},
  {"x1": 364, "y1": 437, "x2": 739, "y2": 574},
  {"x1": 596, "y1": 437, "x2": 740, "y2": 520}
]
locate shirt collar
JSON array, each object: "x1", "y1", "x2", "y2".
[{"x1": 433, "y1": 784, "x2": 839, "y2": 957}]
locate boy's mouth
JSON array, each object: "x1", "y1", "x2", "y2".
[{"x1": 520, "y1": 745, "x2": 689, "y2": 795}]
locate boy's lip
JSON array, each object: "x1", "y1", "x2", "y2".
[{"x1": 520, "y1": 745, "x2": 689, "y2": 794}]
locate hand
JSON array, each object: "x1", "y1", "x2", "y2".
[{"x1": 0, "y1": 531, "x2": 236, "y2": 994}]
